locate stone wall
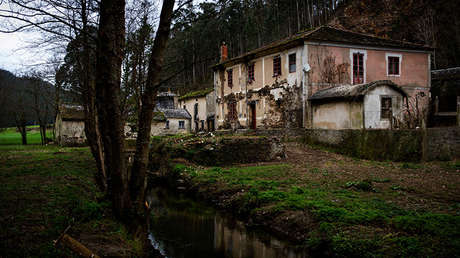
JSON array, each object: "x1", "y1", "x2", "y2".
[
  {"x1": 303, "y1": 127, "x2": 460, "y2": 161},
  {"x1": 167, "y1": 136, "x2": 285, "y2": 166},
  {"x1": 426, "y1": 127, "x2": 460, "y2": 160}
]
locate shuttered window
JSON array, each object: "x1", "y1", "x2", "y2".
[
  {"x1": 388, "y1": 56, "x2": 400, "y2": 75},
  {"x1": 353, "y1": 53, "x2": 364, "y2": 84},
  {"x1": 273, "y1": 56, "x2": 281, "y2": 77},
  {"x1": 289, "y1": 53, "x2": 296, "y2": 73},
  {"x1": 248, "y1": 63, "x2": 255, "y2": 82},
  {"x1": 381, "y1": 97, "x2": 392, "y2": 119},
  {"x1": 227, "y1": 69, "x2": 233, "y2": 88}
]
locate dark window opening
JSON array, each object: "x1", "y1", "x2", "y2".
[
  {"x1": 179, "y1": 121, "x2": 185, "y2": 129},
  {"x1": 388, "y1": 56, "x2": 400, "y2": 75},
  {"x1": 289, "y1": 53, "x2": 296, "y2": 73},
  {"x1": 381, "y1": 97, "x2": 392, "y2": 119},
  {"x1": 165, "y1": 120, "x2": 169, "y2": 129},
  {"x1": 227, "y1": 69, "x2": 233, "y2": 88},
  {"x1": 273, "y1": 56, "x2": 281, "y2": 77},
  {"x1": 353, "y1": 53, "x2": 364, "y2": 84},
  {"x1": 201, "y1": 120, "x2": 205, "y2": 130},
  {"x1": 248, "y1": 63, "x2": 255, "y2": 82}
]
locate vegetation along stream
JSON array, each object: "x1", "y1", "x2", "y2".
[{"x1": 148, "y1": 187, "x2": 308, "y2": 258}]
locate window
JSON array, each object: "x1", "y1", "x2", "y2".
[
  {"x1": 201, "y1": 120, "x2": 205, "y2": 130},
  {"x1": 227, "y1": 69, "x2": 233, "y2": 88},
  {"x1": 248, "y1": 63, "x2": 255, "y2": 82},
  {"x1": 273, "y1": 56, "x2": 281, "y2": 77},
  {"x1": 289, "y1": 53, "x2": 296, "y2": 73},
  {"x1": 165, "y1": 120, "x2": 169, "y2": 129},
  {"x1": 353, "y1": 52, "x2": 364, "y2": 84},
  {"x1": 381, "y1": 97, "x2": 392, "y2": 119},
  {"x1": 387, "y1": 55, "x2": 401, "y2": 76},
  {"x1": 179, "y1": 121, "x2": 185, "y2": 129}
]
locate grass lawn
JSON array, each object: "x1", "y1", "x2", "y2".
[
  {"x1": 173, "y1": 143, "x2": 460, "y2": 257},
  {"x1": 0, "y1": 126, "x2": 53, "y2": 145},
  {"x1": 0, "y1": 145, "x2": 137, "y2": 257}
]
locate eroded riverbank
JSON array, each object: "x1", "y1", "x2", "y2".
[{"x1": 148, "y1": 142, "x2": 460, "y2": 257}]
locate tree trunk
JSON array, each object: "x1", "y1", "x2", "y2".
[
  {"x1": 129, "y1": 0, "x2": 175, "y2": 240},
  {"x1": 18, "y1": 125, "x2": 27, "y2": 145},
  {"x1": 96, "y1": 0, "x2": 130, "y2": 221},
  {"x1": 78, "y1": 0, "x2": 108, "y2": 193}
]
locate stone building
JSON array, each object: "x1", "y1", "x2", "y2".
[
  {"x1": 151, "y1": 92, "x2": 191, "y2": 135},
  {"x1": 55, "y1": 104, "x2": 86, "y2": 146},
  {"x1": 309, "y1": 80, "x2": 407, "y2": 129},
  {"x1": 178, "y1": 88, "x2": 216, "y2": 132},
  {"x1": 212, "y1": 25, "x2": 432, "y2": 130}
]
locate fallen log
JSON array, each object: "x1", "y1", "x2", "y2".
[{"x1": 55, "y1": 233, "x2": 100, "y2": 258}]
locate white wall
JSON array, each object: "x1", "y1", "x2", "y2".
[
  {"x1": 151, "y1": 118, "x2": 190, "y2": 136},
  {"x1": 364, "y1": 86, "x2": 404, "y2": 129},
  {"x1": 312, "y1": 101, "x2": 363, "y2": 129}
]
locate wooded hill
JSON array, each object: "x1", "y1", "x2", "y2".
[
  {"x1": 0, "y1": 69, "x2": 55, "y2": 128},
  {"x1": 162, "y1": 0, "x2": 459, "y2": 94}
]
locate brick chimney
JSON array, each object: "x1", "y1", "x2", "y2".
[{"x1": 220, "y1": 41, "x2": 228, "y2": 62}]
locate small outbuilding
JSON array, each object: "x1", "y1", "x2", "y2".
[
  {"x1": 308, "y1": 80, "x2": 407, "y2": 129},
  {"x1": 55, "y1": 104, "x2": 86, "y2": 146}
]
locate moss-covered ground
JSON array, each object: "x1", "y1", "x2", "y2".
[
  {"x1": 172, "y1": 142, "x2": 460, "y2": 257},
  {"x1": 0, "y1": 145, "x2": 137, "y2": 257}
]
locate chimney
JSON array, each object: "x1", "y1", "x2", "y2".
[{"x1": 220, "y1": 41, "x2": 228, "y2": 62}]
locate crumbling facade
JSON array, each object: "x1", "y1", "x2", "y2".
[
  {"x1": 55, "y1": 104, "x2": 86, "y2": 146},
  {"x1": 178, "y1": 88, "x2": 216, "y2": 132},
  {"x1": 213, "y1": 26, "x2": 433, "y2": 130}
]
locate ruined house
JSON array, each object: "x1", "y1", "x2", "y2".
[
  {"x1": 55, "y1": 104, "x2": 86, "y2": 146},
  {"x1": 178, "y1": 88, "x2": 216, "y2": 132},
  {"x1": 151, "y1": 92, "x2": 191, "y2": 135},
  {"x1": 212, "y1": 26, "x2": 432, "y2": 130},
  {"x1": 309, "y1": 80, "x2": 407, "y2": 129},
  {"x1": 430, "y1": 67, "x2": 460, "y2": 127}
]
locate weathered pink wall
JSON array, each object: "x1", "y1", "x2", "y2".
[{"x1": 307, "y1": 44, "x2": 430, "y2": 98}]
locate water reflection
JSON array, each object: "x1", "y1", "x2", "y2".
[{"x1": 149, "y1": 188, "x2": 308, "y2": 258}]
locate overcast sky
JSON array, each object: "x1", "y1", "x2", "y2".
[{"x1": 0, "y1": 0, "x2": 204, "y2": 74}]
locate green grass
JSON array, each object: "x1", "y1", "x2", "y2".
[
  {"x1": 174, "y1": 163, "x2": 460, "y2": 257},
  {"x1": 0, "y1": 145, "x2": 135, "y2": 257},
  {"x1": 0, "y1": 126, "x2": 53, "y2": 145}
]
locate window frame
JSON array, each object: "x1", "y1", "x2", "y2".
[
  {"x1": 350, "y1": 49, "x2": 367, "y2": 85},
  {"x1": 273, "y1": 55, "x2": 281, "y2": 77},
  {"x1": 386, "y1": 53, "x2": 402, "y2": 77},
  {"x1": 178, "y1": 120, "x2": 185, "y2": 129},
  {"x1": 248, "y1": 63, "x2": 255, "y2": 83},
  {"x1": 288, "y1": 53, "x2": 296, "y2": 73},
  {"x1": 227, "y1": 69, "x2": 233, "y2": 88},
  {"x1": 380, "y1": 96, "x2": 393, "y2": 120}
]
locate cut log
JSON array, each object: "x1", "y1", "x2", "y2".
[{"x1": 57, "y1": 234, "x2": 101, "y2": 258}]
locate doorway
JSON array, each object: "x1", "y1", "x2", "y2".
[{"x1": 249, "y1": 102, "x2": 256, "y2": 130}]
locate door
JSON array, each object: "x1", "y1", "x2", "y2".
[{"x1": 249, "y1": 103, "x2": 256, "y2": 130}]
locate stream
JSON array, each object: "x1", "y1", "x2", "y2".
[{"x1": 148, "y1": 187, "x2": 309, "y2": 258}]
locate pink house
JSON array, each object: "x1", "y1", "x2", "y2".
[{"x1": 213, "y1": 26, "x2": 433, "y2": 130}]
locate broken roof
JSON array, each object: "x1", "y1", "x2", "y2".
[
  {"x1": 59, "y1": 104, "x2": 85, "y2": 121},
  {"x1": 213, "y1": 26, "x2": 433, "y2": 69},
  {"x1": 309, "y1": 80, "x2": 407, "y2": 101},
  {"x1": 432, "y1": 67, "x2": 460, "y2": 80},
  {"x1": 153, "y1": 108, "x2": 191, "y2": 121}
]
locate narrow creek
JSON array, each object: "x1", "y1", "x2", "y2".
[{"x1": 148, "y1": 187, "x2": 309, "y2": 258}]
